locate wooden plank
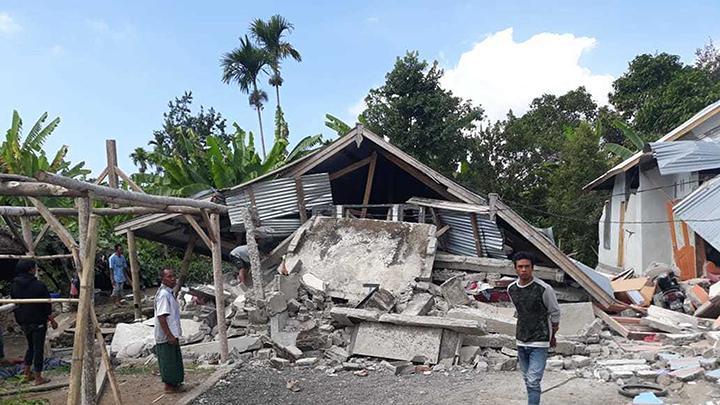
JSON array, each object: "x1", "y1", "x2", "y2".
[
  {"x1": 0, "y1": 181, "x2": 83, "y2": 197},
  {"x1": 593, "y1": 305, "x2": 631, "y2": 338},
  {"x1": 105, "y1": 140, "x2": 119, "y2": 190},
  {"x1": 28, "y1": 197, "x2": 80, "y2": 267},
  {"x1": 294, "y1": 177, "x2": 307, "y2": 223},
  {"x1": 436, "y1": 225, "x2": 450, "y2": 238},
  {"x1": 200, "y1": 210, "x2": 215, "y2": 243},
  {"x1": 1, "y1": 215, "x2": 24, "y2": 247},
  {"x1": 407, "y1": 197, "x2": 490, "y2": 214},
  {"x1": 361, "y1": 152, "x2": 377, "y2": 218},
  {"x1": 210, "y1": 212, "x2": 229, "y2": 362},
  {"x1": 174, "y1": 235, "x2": 198, "y2": 295},
  {"x1": 127, "y1": 231, "x2": 143, "y2": 320},
  {"x1": 91, "y1": 307, "x2": 122, "y2": 405},
  {"x1": 0, "y1": 206, "x2": 202, "y2": 217},
  {"x1": 0, "y1": 253, "x2": 73, "y2": 260},
  {"x1": 32, "y1": 223, "x2": 51, "y2": 251},
  {"x1": 469, "y1": 212, "x2": 484, "y2": 257},
  {"x1": 434, "y1": 253, "x2": 565, "y2": 283},
  {"x1": 93, "y1": 166, "x2": 110, "y2": 186},
  {"x1": 328, "y1": 155, "x2": 373, "y2": 180}
]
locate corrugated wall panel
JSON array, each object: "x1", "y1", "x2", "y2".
[{"x1": 437, "y1": 208, "x2": 504, "y2": 258}]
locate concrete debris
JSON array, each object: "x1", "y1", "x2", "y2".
[
  {"x1": 265, "y1": 292, "x2": 288, "y2": 316},
  {"x1": 350, "y1": 322, "x2": 444, "y2": 364},
  {"x1": 446, "y1": 304, "x2": 515, "y2": 336},
  {"x1": 110, "y1": 322, "x2": 155, "y2": 359},
  {"x1": 557, "y1": 302, "x2": 596, "y2": 337},
  {"x1": 363, "y1": 288, "x2": 397, "y2": 312},
  {"x1": 401, "y1": 293, "x2": 435, "y2": 316},
  {"x1": 439, "y1": 276, "x2": 471, "y2": 307}
]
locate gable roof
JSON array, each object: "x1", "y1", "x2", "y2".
[{"x1": 584, "y1": 99, "x2": 720, "y2": 191}]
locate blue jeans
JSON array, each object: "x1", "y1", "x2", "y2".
[{"x1": 517, "y1": 346, "x2": 548, "y2": 405}]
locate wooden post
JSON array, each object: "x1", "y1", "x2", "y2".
[
  {"x1": 240, "y1": 208, "x2": 264, "y2": 301},
  {"x1": 489, "y1": 193, "x2": 498, "y2": 222},
  {"x1": 294, "y1": 178, "x2": 307, "y2": 223},
  {"x1": 173, "y1": 235, "x2": 197, "y2": 296},
  {"x1": 20, "y1": 217, "x2": 34, "y2": 255},
  {"x1": 106, "y1": 140, "x2": 119, "y2": 190},
  {"x1": 28, "y1": 197, "x2": 81, "y2": 268},
  {"x1": 78, "y1": 199, "x2": 96, "y2": 405},
  {"x1": 360, "y1": 152, "x2": 377, "y2": 218},
  {"x1": 127, "y1": 230, "x2": 143, "y2": 320},
  {"x1": 470, "y1": 213, "x2": 484, "y2": 257},
  {"x1": 90, "y1": 307, "x2": 123, "y2": 405},
  {"x1": 210, "y1": 212, "x2": 229, "y2": 362},
  {"x1": 67, "y1": 213, "x2": 99, "y2": 405}
]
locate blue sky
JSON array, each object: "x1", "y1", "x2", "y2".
[{"x1": 1, "y1": 1, "x2": 719, "y2": 175}]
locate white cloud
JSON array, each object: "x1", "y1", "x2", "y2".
[
  {"x1": 346, "y1": 96, "x2": 366, "y2": 124},
  {"x1": 0, "y1": 12, "x2": 21, "y2": 34},
  {"x1": 86, "y1": 18, "x2": 135, "y2": 42},
  {"x1": 441, "y1": 28, "x2": 614, "y2": 122},
  {"x1": 50, "y1": 44, "x2": 64, "y2": 56}
]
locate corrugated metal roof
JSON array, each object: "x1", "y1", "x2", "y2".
[
  {"x1": 651, "y1": 140, "x2": 720, "y2": 175},
  {"x1": 436, "y1": 208, "x2": 505, "y2": 258},
  {"x1": 226, "y1": 173, "x2": 333, "y2": 231},
  {"x1": 674, "y1": 174, "x2": 720, "y2": 252}
]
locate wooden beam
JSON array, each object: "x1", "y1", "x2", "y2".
[
  {"x1": 210, "y1": 212, "x2": 229, "y2": 362},
  {"x1": 173, "y1": 235, "x2": 197, "y2": 296},
  {"x1": 376, "y1": 149, "x2": 453, "y2": 200},
  {"x1": 0, "y1": 253, "x2": 73, "y2": 260},
  {"x1": 328, "y1": 155, "x2": 373, "y2": 180},
  {"x1": 361, "y1": 152, "x2": 377, "y2": 218},
  {"x1": 593, "y1": 304, "x2": 631, "y2": 339},
  {"x1": 116, "y1": 166, "x2": 144, "y2": 193},
  {"x1": 294, "y1": 177, "x2": 307, "y2": 223},
  {"x1": 2, "y1": 215, "x2": 24, "y2": 248},
  {"x1": 200, "y1": 210, "x2": 215, "y2": 243},
  {"x1": 106, "y1": 140, "x2": 119, "y2": 190},
  {"x1": 32, "y1": 223, "x2": 51, "y2": 251},
  {"x1": 28, "y1": 197, "x2": 80, "y2": 267},
  {"x1": 91, "y1": 306, "x2": 123, "y2": 405},
  {"x1": 436, "y1": 225, "x2": 450, "y2": 238},
  {"x1": 93, "y1": 166, "x2": 110, "y2": 186},
  {"x1": 77, "y1": 198, "x2": 96, "y2": 405},
  {"x1": 184, "y1": 215, "x2": 212, "y2": 249},
  {"x1": 433, "y1": 253, "x2": 565, "y2": 283},
  {"x1": 469, "y1": 212, "x2": 484, "y2": 257},
  {"x1": 35, "y1": 172, "x2": 227, "y2": 213},
  {"x1": 0, "y1": 298, "x2": 78, "y2": 304},
  {"x1": 20, "y1": 217, "x2": 34, "y2": 255},
  {"x1": 127, "y1": 231, "x2": 143, "y2": 320},
  {"x1": 0, "y1": 181, "x2": 83, "y2": 197}
]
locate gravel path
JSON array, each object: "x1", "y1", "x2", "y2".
[{"x1": 192, "y1": 364, "x2": 625, "y2": 405}]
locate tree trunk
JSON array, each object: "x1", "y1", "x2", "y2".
[
  {"x1": 252, "y1": 81, "x2": 267, "y2": 160},
  {"x1": 275, "y1": 85, "x2": 281, "y2": 111}
]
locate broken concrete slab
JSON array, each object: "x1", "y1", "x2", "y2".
[
  {"x1": 705, "y1": 368, "x2": 720, "y2": 382},
  {"x1": 557, "y1": 302, "x2": 596, "y2": 337},
  {"x1": 463, "y1": 334, "x2": 516, "y2": 349},
  {"x1": 669, "y1": 366, "x2": 704, "y2": 381},
  {"x1": 301, "y1": 273, "x2": 326, "y2": 297},
  {"x1": 329, "y1": 307, "x2": 380, "y2": 326},
  {"x1": 324, "y1": 345, "x2": 349, "y2": 364},
  {"x1": 350, "y1": 322, "x2": 443, "y2": 364},
  {"x1": 278, "y1": 273, "x2": 301, "y2": 301},
  {"x1": 440, "y1": 276, "x2": 470, "y2": 307},
  {"x1": 402, "y1": 293, "x2": 435, "y2": 316},
  {"x1": 446, "y1": 304, "x2": 516, "y2": 336},
  {"x1": 640, "y1": 317, "x2": 685, "y2": 334},
  {"x1": 668, "y1": 357, "x2": 702, "y2": 371},
  {"x1": 378, "y1": 313, "x2": 485, "y2": 335},
  {"x1": 438, "y1": 330, "x2": 462, "y2": 364},
  {"x1": 270, "y1": 357, "x2": 290, "y2": 369},
  {"x1": 265, "y1": 292, "x2": 288, "y2": 316},
  {"x1": 285, "y1": 217, "x2": 436, "y2": 305},
  {"x1": 110, "y1": 322, "x2": 155, "y2": 359},
  {"x1": 364, "y1": 288, "x2": 396, "y2": 312},
  {"x1": 383, "y1": 360, "x2": 415, "y2": 375},
  {"x1": 459, "y1": 346, "x2": 480, "y2": 364},
  {"x1": 184, "y1": 335, "x2": 263, "y2": 357}
]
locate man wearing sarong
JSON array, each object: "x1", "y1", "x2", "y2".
[{"x1": 154, "y1": 268, "x2": 184, "y2": 393}]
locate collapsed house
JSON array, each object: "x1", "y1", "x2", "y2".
[{"x1": 585, "y1": 99, "x2": 720, "y2": 279}]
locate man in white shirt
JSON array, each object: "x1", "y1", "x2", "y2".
[{"x1": 154, "y1": 268, "x2": 184, "y2": 393}]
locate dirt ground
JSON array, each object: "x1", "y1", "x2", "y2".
[{"x1": 192, "y1": 364, "x2": 720, "y2": 405}]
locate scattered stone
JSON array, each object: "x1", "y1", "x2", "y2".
[
  {"x1": 325, "y1": 345, "x2": 349, "y2": 364},
  {"x1": 286, "y1": 379, "x2": 301, "y2": 392},
  {"x1": 287, "y1": 299, "x2": 302, "y2": 316},
  {"x1": 669, "y1": 366, "x2": 704, "y2": 381},
  {"x1": 266, "y1": 292, "x2": 288, "y2": 316},
  {"x1": 465, "y1": 334, "x2": 515, "y2": 349},
  {"x1": 439, "y1": 276, "x2": 471, "y2": 307},
  {"x1": 301, "y1": 273, "x2": 326, "y2": 296},
  {"x1": 270, "y1": 357, "x2": 290, "y2": 369},
  {"x1": 446, "y1": 304, "x2": 515, "y2": 336},
  {"x1": 365, "y1": 288, "x2": 396, "y2": 312},
  {"x1": 500, "y1": 347, "x2": 517, "y2": 358},
  {"x1": 342, "y1": 362, "x2": 364, "y2": 371},
  {"x1": 546, "y1": 359, "x2": 564, "y2": 370},
  {"x1": 662, "y1": 333, "x2": 705, "y2": 346},
  {"x1": 557, "y1": 303, "x2": 596, "y2": 337},
  {"x1": 554, "y1": 340, "x2": 577, "y2": 355},
  {"x1": 432, "y1": 364, "x2": 446, "y2": 372},
  {"x1": 668, "y1": 357, "x2": 701, "y2": 371},
  {"x1": 353, "y1": 369, "x2": 369, "y2": 377},
  {"x1": 278, "y1": 273, "x2": 301, "y2": 301},
  {"x1": 701, "y1": 357, "x2": 718, "y2": 369},
  {"x1": 246, "y1": 306, "x2": 269, "y2": 324},
  {"x1": 296, "y1": 357, "x2": 318, "y2": 368},
  {"x1": 571, "y1": 355, "x2": 591, "y2": 368},
  {"x1": 402, "y1": 293, "x2": 435, "y2": 316},
  {"x1": 384, "y1": 360, "x2": 415, "y2": 376},
  {"x1": 636, "y1": 370, "x2": 661, "y2": 381},
  {"x1": 475, "y1": 361, "x2": 489, "y2": 372},
  {"x1": 459, "y1": 346, "x2": 480, "y2": 364},
  {"x1": 705, "y1": 368, "x2": 720, "y2": 382}
]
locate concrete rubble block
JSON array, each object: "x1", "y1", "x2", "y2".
[
  {"x1": 287, "y1": 299, "x2": 302, "y2": 316},
  {"x1": 265, "y1": 292, "x2": 288, "y2": 316},
  {"x1": 255, "y1": 348, "x2": 273, "y2": 360},
  {"x1": 597, "y1": 359, "x2": 647, "y2": 367},
  {"x1": 377, "y1": 313, "x2": 485, "y2": 335},
  {"x1": 401, "y1": 293, "x2": 435, "y2": 316},
  {"x1": 661, "y1": 333, "x2": 705, "y2": 346},
  {"x1": 246, "y1": 305, "x2": 269, "y2": 325},
  {"x1": 274, "y1": 343, "x2": 304, "y2": 360},
  {"x1": 329, "y1": 307, "x2": 380, "y2": 326},
  {"x1": 270, "y1": 311, "x2": 289, "y2": 335},
  {"x1": 440, "y1": 276, "x2": 471, "y2": 307},
  {"x1": 557, "y1": 303, "x2": 596, "y2": 337},
  {"x1": 475, "y1": 360, "x2": 489, "y2": 372},
  {"x1": 446, "y1": 304, "x2": 516, "y2": 336},
  {"x1": 668, "y1": 357, "x2": 702, "y2": 371},
  {"x1": 350, "y1": 322, "x2": 443, "y2": 364},
  {"x1": 296, "y1": 357, "x2": 318, "y2": 368},
  {"x1": 704, "y1": 368, "x2": 720, "y2": 382},
  {"x1": 438, "y1": 330, "x2": 462, "y2": 363},
  {"x1": 185, "y1": 335, "x2": 264, "y2": 357},
  {"x1": 553, "y1": 340, "x2": 578, "y2": 356},
  {"x1": 669, "y1": 366, "x2": 704, "y2": 381},
  {"x1": 546, "y1": 359, "x2": 564, "y2": 370},
  {"x1": 384, "y1": 360, "x2": 415, "y2": 376},
  {"x1": 571, "y1": 355, "x2": 592, "y2": 368},
  {"x1": 459, "y1": 346, "x2": 480, "y2": 364},
  {"x1": 656, "y1": 352, "x2": 682, "y2": 365},
  {"x1": 500, "y1": 347, "x2": 518, "y2": 358},
  {"x1": 270, "y1": 357, "x2": 290, "y2": 369},
  {"x1": 278, "y1": 273, "x2": 301, "y2": 301},
  {"x1": 342, "y1": 362, "x2": 364, "y2": 371},
  {"x1": 365, "y1": 288, "x2": 397, "y2": 312},
  {"x1": 464, "y1": 334, "x2": 516, "y2": 349},
  {"x1": 301, "y1": 273, "x2": 326, "y2": 297},
  {"x1": 636, "y1": 370, "x2": 661, "y2": 381},
  {"x1": 700, "y1": 357, "x2": 718, "y2": 369},
  {"x1": 324, "y1": 345, "x2": 349, "y2": 364},
  {"x1": 110, "y1": 322, "x2": 155, "y2": 359}
]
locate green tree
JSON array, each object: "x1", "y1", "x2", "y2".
[
  {"x1": 221, "y1": 36, "x2": 270, "y2": 159},
  {"x1": 250, "y1": 15, "x2": 302, "y2": 109},
  {"x1": 610, "y1": 52, "x2": 720, "y2": 135},
  {"x1": 324, "y1": 113, "x2": 352, "y2": 136},
  {"x1": 361, "y1": 52, "x2": 484, "y2": 175}
]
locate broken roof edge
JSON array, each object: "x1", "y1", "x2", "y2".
[
  {"x1": 584, "y1": 99, "x2": 720, "y2": 191},
  {"x1": 407, "y1": 197, "x2": 490, "y2": 214}
]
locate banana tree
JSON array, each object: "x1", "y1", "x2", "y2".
[{"x1": 603, "y1": 119, "x2": 647, "y2": 160}]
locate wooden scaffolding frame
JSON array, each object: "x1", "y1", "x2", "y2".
[{"x1": 0, "y1": 140, "x2": 231, "y2": 405}]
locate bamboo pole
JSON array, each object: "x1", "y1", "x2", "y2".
[
  {"x1": 210, "y1": 212, "x2": 229, "y2": 362},
  {"x1": 240, "y1": 208, "x2": 264, "y2": 301},
  {"x1": 36, "y1": 172, "x2": 227, "y2": 213},
  {"x1": 32, "y1": 223, "x2": 51, "y2": 251},
  {"x1": 67, "y1": 214, "x2": 99, "y2": 405},
  {"x1": 183, "y1": 215, "x2": 212, "y2": 249},
  {"x1": 0, "y1": 253, "x2": 74, "y2": 260},
  {"x1": 91, "y1": 306, "x2": 123, "y2": 405},
  {"x1": 0, "y1": 181, "x2": 84, "y2": 197},
  {"x1": 78, "y1": 199, "x2": 96, "y2": 405},
  {"x1": 126, "y1": 230, "x2": 143, "y2": 320},
  {"x1": 0, "y1": 205, "x2": 204, "y2": 217},
  {"x1": 27, "y1": 197, "x2": 80, "y2": 268},
  {"x1": 173, "y1": 235, "x2": 197, "y2": 296},
  {"x1": 0, "y1": 298, "x2": 79, "y2": 304}
]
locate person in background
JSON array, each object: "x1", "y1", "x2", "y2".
[
  {"x1": 154, "y1": 268, "x2": 184, "y2": 393},
  {"x1": 507, "y1": 251, "x2": 561, "y2": 405},
  {"x1": 109, "y1": 244, "x2": 130, "y2": 307},
  {"x1": 10, "y1": 260, "x2": 58, "y2": 385}
]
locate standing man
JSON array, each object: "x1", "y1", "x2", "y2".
[
  {"x1": 154, "y1": 268, "x2": 184, "y2": 393},
  {"x1": 507, "y1": 252, "x2": 561, "y2": 405},
  {"x1": 10, "y1": 260, "x2": 58, "y2": 385},
  {"x1": 109, "y1": 244, "x2": 130, "y2": 307}
]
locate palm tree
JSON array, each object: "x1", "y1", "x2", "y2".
[
  {"x1": 250, "y1": 15, "x2": 302, "y2": 109},
  {"x1": 221, "y1": 36, "x2": 270, "y2": 159}
]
